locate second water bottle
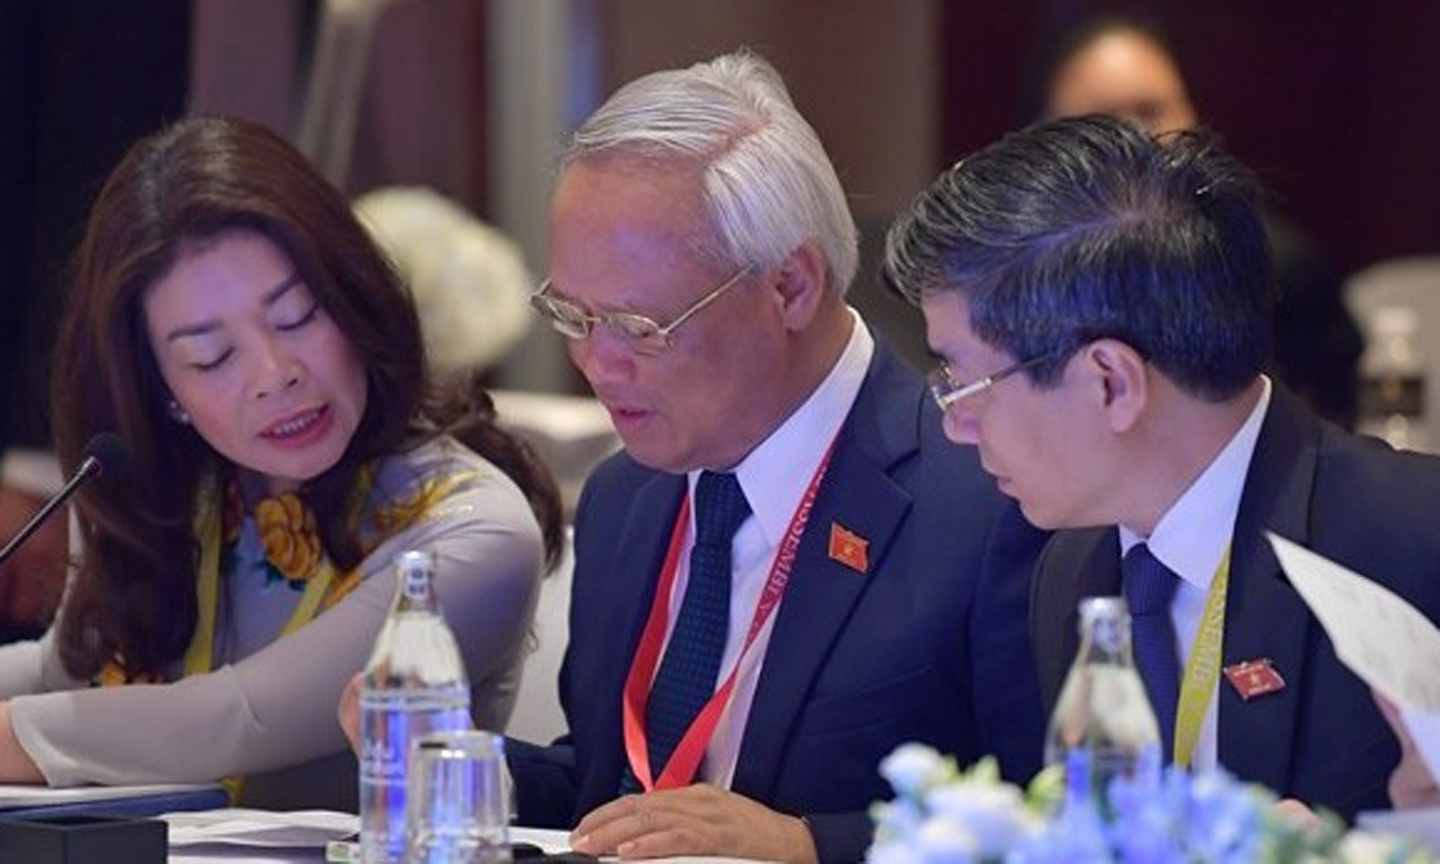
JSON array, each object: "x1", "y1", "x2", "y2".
[
  {"x1": 359, "y1": 550, "x2": 473, "y2": 864},
  {"x1": 1044, "y1": 595, "x2": 1162, "y2": 816}
]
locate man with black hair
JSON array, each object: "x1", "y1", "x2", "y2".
[
  {"x1": 1034, "y1": 15, "x2": 1365, "y2": 431},
  {"x1": 885, "y1": 114, "x2": 1440, "y2": 818}
]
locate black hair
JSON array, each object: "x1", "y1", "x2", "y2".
[{"x1": 884, "y1": 114, "x2": 1273, "y2": 401}]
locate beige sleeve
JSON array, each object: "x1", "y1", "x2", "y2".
[
  {"x1": 0, "y1": 509, "x2": 96, "y2": 699},
  {"x1": 9, "y1": 457, "x2": 543, "y2": 787},
  {"x1": 0, "y1": 637, "x2": 50, "y2": 699}
]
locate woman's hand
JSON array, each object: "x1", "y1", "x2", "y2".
[{"x1": 338, "y1": 672, "x2": 362, "y2": 753}]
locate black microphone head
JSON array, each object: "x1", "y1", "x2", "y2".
[{"x1": 83, "y1": 432, "x2": 129, "y2": 477}]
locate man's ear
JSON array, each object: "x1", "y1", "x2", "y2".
[
  {"x1": 770, "y1": 242, "x2": 829, "y2": 331},
  {"x1": 1079, "y1": 339, "x2": 1149, "y2": 432}
]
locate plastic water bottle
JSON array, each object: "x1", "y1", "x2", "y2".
[
  {"x1": 1044, "y1": 596, "x2": 1161, "y2": 817},
  {"x1": 1358, "y1": 305, "x2": 1430, "y2": 452},
  {"x1": 359, "y1": 550, "x2": 473, "y2": 864}
]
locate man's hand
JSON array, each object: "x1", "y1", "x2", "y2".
[
  {"x1": 1374, "y1": 689, "x2": 1440, "y2": 809},
  {"x1": 0, "y1": 485, "x2": 67, "y2": 637},
  {"x1": 570, "y1": 784, "x2": 817, "y2": 862},
  {"x1": 1271, "y1": 798, "x2": 1322, "y2": 829}
]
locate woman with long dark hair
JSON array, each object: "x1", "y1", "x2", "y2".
[{"x1": 0, "y1": 116, "x2": 559, "y2": 805}]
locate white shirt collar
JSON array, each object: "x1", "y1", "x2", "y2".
[
  {"x1": 688, "y1": 308, "x2": 873, "y2": 549},
  {"x1": 1120, "y1": 375, "x2": 1273, "y2": 591}
]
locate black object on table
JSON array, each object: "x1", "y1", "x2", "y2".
[{"x1": 0, "y1": 813, "x2": 166, "y2": 864}]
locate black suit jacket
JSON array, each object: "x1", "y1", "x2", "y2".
[
  {"x1": 509, "y1": 337, "x2": 1049, "y2": 861},
  {"x1": 1032, "y1": 384, "x2": 1440, "y2": 819}
]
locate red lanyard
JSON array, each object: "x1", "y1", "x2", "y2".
[{"x1": 621, "y1": 442, "x2": 837, "y2": 791}]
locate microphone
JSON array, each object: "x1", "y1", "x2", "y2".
[{"x1": 0, "y1": 433, "x2": 129, "y2": 568}]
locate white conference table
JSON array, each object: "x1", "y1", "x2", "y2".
[
  {"x1": 168, "y1": 823, "x2": 769, "y2": 863},
  {"x1": 0, "y1": 786, "x2": 769, "y2": 862}
]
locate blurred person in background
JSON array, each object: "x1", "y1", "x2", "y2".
[{"x1": 1033, "y1": 13, "x2": 1364, "y2": 430}]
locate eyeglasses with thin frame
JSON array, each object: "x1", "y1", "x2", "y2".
[
  {"x1": 529, "y1": 267, "x2": 754, "y2": 356},
  {"x1": 927, "y1": 350, "x2": 1062, "y2": 412}
]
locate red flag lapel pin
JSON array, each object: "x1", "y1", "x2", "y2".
[
  {"x1": 1223, "y1": 658, "x2": 1286, "y2": 701},
  {"x1": 828, "y1": 523, "x2": 869, "y2": 573}
]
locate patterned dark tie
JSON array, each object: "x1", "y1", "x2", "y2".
[
  {"x1": 628, "y1": 471, "x2": 750, "y2": 790},
  {"x1": 1122, "y1": 543, "x2": 1182, "y2": 763}
]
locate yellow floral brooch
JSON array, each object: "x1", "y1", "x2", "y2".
[{"x1": 255, "y1": 494, "x2": 323, "y2": 583}]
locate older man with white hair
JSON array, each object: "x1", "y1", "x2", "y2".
[{"x1": 504, "y1": 49, "x2": 1049, "y2": 863}]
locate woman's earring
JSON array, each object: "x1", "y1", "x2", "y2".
[{"x1": 167, "y1": 398, "x2": 190, "y2": 425}]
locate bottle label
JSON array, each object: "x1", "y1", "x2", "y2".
[
  {"x1": 359, "y1": 686, "x2": 471, "y2": 777},
  {"x1": 358, "y1": 686, "x2": 471, "y2": 864},
  {"x1": 402, "y1": 568, "x2": 430, "y2": 601},
  {"x1": 1058, "y1": 744, "x2": 1160, "y2": 818},
  {"x1": 359, "y1": 708, "x2": 410, "y2": 785},
  {"x1": 1063, "y1": 747, "x2": 1092, "y2": 809},
  {"x1": 1091, "y1": 616, "x2": 1124, "y2": 654}
]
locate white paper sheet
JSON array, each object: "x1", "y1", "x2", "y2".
[
  {"x1": 1267, "y1": 532, "x2": 1440, "y2": 780},
  {"x1": 1358, "y1": 806, "x2": 1440, "y2": 853},
  {"x1": 163, "y1": 808, "x2": 357, "y2": 848}
]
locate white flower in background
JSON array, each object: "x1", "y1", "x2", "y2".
[
  {"x1": 870, "y1": 752, "x2": 1041, "y2": 863},
  {"x1": 914, "y1": 816, "x2": 982, "y2": 863},
  {"x1": 926, "y1": 779, "x2": 1041, "y2": 856},
  {"x1": 355, "y1": 186, "x2": 533, "y2": 377},
  {"x1": 1337, "y1": 830, "x2": 1434, "y2": 864},
  {"x1": 879, "y1": 741, "x2": 957, "y2": 799}
]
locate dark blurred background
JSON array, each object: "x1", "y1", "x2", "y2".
[
  {"x1": 942, "y1": 1, "x2": 1440, "y2": 279},
  {"x1": 0, "y1": 0, "x2": 1435, "y2": 637},
  {"x1": 5, "y1": 0, "x2": 1440, "y2": 396},
  {"x1": 2, "y1": 0, "x2": 1440, "y2": 406}
]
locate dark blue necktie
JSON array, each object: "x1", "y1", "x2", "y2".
[
  {"x1": 637, "y1": 471, "x2": 750, "y2": 786},
  {"x1": 1123, "y1": 543, "x2": 1182, "y2": 763}
]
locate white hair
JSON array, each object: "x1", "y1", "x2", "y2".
[{"x1": 561, "y1": 49, "x2": 859, "y2": 295}]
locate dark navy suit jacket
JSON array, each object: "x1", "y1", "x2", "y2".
[
  {"x1": 1031, "y1": 385, "x2": 1440, "y2": 820},
  {"x1": 508, "y1": 338, "x2": 1049, "y2": 862}
]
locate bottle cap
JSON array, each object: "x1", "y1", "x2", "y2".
[
  {"x1": 1078, "y1": 595, "x2": 1129, "y2": 653},
  {"x1": 396, "y1": 549, "x2": 436, "y2": 600},
  {"x1": 1078, "y1": 595, "x2": 1127, "y2": 621},
  {"x1": 395, "y1": 549, "x2": 436, "y2": 573}
]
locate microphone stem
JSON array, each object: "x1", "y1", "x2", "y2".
[{"x1": 0, "y1": 457, "x2": 98, "y2": 566}]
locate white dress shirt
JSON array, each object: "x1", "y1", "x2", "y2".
[
  {"x1": 1118, "y1": 375, "x2": 1273, "y2": 771},
  {"x1": 656, "y1": 308, "x2": 874, "y2": 788}
]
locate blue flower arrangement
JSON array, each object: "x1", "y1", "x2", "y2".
[{"x1": 867, "y1": 744, "x2": 1431, "y2": 863}]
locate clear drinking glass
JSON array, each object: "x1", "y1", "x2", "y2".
[{"x1": 405, "y1": 730, "x2": 511, "y2": 864}]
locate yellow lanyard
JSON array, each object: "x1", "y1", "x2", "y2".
[
  {"x1": 180, "y1": 464, "x2": 470, "y2": 677},
  {"x1": 180, "y1": 475, "x2": 345, "y2": 803},
  {"x1": 181, "y1": 478, "x2": 339, "y2": 678},
  {"x1": 1172, "y1": 545, "x2": 1231, "y2": 768}
]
